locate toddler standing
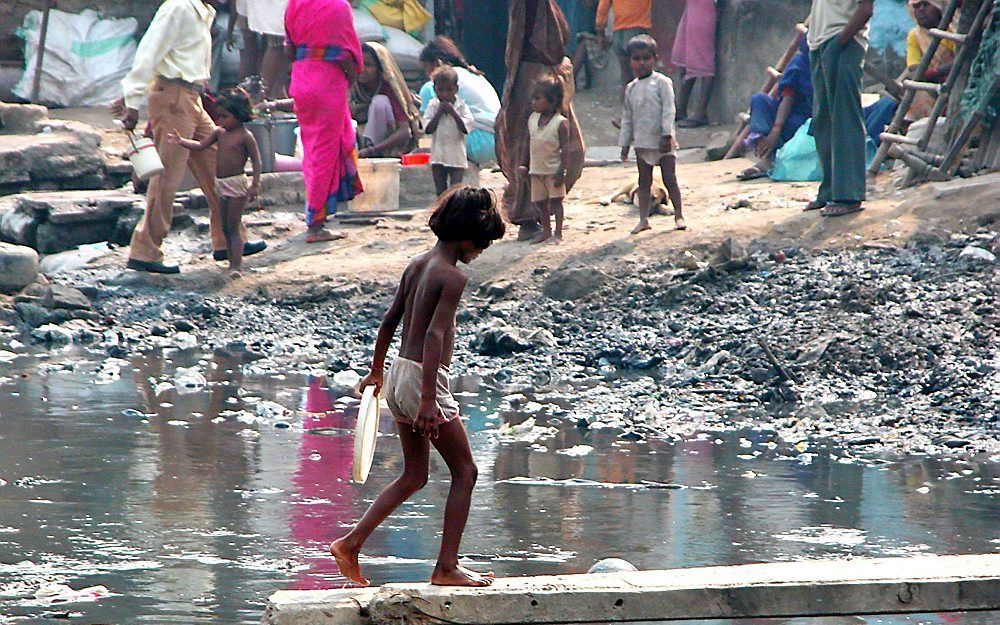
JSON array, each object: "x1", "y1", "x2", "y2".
[
  {"x1": 423, "y1": 67, "x2": 475, "y2": 196},
  {"x1": 168, "y1": 88, "x2": 262, "y2": 271},
  {"x1": 519, "y1": 77, "x2": 569, "y2": 244},
  {"x1": 619, "y1": 35, "x2": 685, "y2": 234}
]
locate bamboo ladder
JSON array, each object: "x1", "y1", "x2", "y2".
[
  {"x1": 868, "y1": 0, "x2": 993, "y2": 177},
  {"x1": 722, "y1": 23, "x2": 809, "y2": 160}
]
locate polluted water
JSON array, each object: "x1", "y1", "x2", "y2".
[{"x1": 0, "y1": 347, "x2": 997, "y2": 624}]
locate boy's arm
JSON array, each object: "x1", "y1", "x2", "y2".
[
  {"x1": 246, "y1": 131, "x2": 262, "y2": 200},
  {"x1": 423, "y1": 100, "x2": 441, "y2": 135},
  {"x1": 519, "y1": 118, "x2": 532, "y2": 171},
  {"x1": 838, "y1": 0, "x2": 874, "y2": 46},
  {"x1": 595, "y1": 0, "x2": 611, "y2": 35},
  {"x1": 359, "y1": 278, "x2": 407, "y2": 394},
  {"x1": 226, "y1": 4, "x2": 237, "y2": 48},
  {"x1": 453, "y1": 100, "x2": 474, "y2": 135},
  {"x1": 555, "y1": 119, "x2": 569, "y2": 186},
  {"x1": 167, "y1": 127, "x2": 220, "y2": 151},
  {"x1": 619, "y1": 86, "x2": 634, "y2": 160},
  {"x1": 659, "y1": 76, "x2": 676, "y2": 154},
  {"x1": 415, "y1": 272, "x2": 466, "y2": 438}
]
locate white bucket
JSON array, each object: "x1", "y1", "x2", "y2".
[
  {"x1": 126, "y1": 138, "x2": 164, "y2": 181},
  {"x1": 347, "y1": 158, "x2": 401, "y2": 213}
]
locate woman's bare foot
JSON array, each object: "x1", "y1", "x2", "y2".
[
  {"x1": 305, "y1": 228, "x2": 345, "y2": 244},
  {"x1": 631, "y1": 220, "x2": 651, "y2": 235},
  {"x1": 431, "y1": 563, "x2": 494, "y2": 587},
  {"x1": 330, "y1": 539, "x2": 370, "y2": 587},
  {"x1": 531, "y1": 232, "x2": 552, "y2": 244},
  {"x1": 674, "y1": 216, "x2": 687, "y2": 231}
]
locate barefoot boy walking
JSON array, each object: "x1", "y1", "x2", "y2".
[{"x1": 331, "y1": 186, "x2": 505, "y2": 587}]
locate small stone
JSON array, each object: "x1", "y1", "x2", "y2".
[
  {"x1": 31, "y1": 323, "x2": 73, "y2": 345},
  {"x1": 958, "y1": 245, "x2": 995, "y2": 263},
  {"x1": 0, "y1": 243, "x2": 40, "y2": 291},
  {"x1": 150, "y1": 325, "x2": 170, "y2": 337},
  {"x1": 173, "y1": 319, "x2": 197, "y2": 332},
  {"x1": 542, "y1": 267, "x2": 607, "y2": 301},
  {"x1": 717, "y1": 237, "x2": 748, "y2": 262}
]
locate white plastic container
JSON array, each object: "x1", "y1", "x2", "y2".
[
  {"x1": 347, "y1": 158, "x2": 401, "y2": 213},
  {"x1": 126, "y1": 137, "x2": 164, "y2": 180}
]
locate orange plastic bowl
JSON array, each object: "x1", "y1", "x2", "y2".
[{"x1": 401, "y1": 153, "x2": 430, "y2": 166}]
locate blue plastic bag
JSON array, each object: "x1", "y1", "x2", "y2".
[{"x1": 770, "y1": 120, "x2": 878, "y2": 182}]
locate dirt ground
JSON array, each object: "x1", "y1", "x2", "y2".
[{"x1": 80, "y1": 160, "x2": 999, "y2": 299}]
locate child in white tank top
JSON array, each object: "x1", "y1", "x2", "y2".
[{"x1": 519, "y1": 77, "x2": 570, "y2": 244}]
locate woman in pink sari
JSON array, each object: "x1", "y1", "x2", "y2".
[{"x1": 284, "y1": 0, "x2": 364, "y2": 243}]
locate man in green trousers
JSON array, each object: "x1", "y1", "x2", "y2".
[{"x1": 805, "y1": 0, "x2": 874, "y2": 217}]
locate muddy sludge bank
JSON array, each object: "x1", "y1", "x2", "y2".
[{"x1": 1, "y1": 232, "x2": 997, "y2": 458}]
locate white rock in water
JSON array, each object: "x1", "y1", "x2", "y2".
[
  {"x1": 959, "y1": 245, "x2": 996, "y2": 263},
  {"x1": 588, "y1": 558, "x2": 638, "y2": 574},
  {"x1": 332, "y1": 370, "x2": 362, "y2": 387},
  {"x1": 173, "y1": 367, "x2": 206, "y2": 394},
  {"x1": 256, "y1": 400, "x2": 290, "y2": 420},
  {"x1": 556, "y1": 445, "x2": 594, "y2": 457}
]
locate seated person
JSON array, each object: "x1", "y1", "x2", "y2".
[
  {"x1": 350, "y1": 42, "x2": 421, "y2": 158},
  {"x1": 738, "y1": 36, "x2": 813, "y2": 180},
  {"x1": 738, "y1": 33, "x2": 900, "y2": 181},
  {"x1": 906, "y1": 0, "x2": 956, "y2": 121}
]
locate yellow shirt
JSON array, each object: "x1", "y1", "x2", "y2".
[
  {"x1": 121, "y1": 0, "x2": 215, "y2": 109},
  {"x1": 906, "y1": 28, "x2": 957, "y2": 67}
]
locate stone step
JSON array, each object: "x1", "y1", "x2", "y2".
[{"x1": 263, "y1": 554, "x2": 1000, "y2": 625}]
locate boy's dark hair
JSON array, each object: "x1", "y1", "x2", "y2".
[
  {"x1": 429, "y1": 186, "x2": 506, "y2": 250},
  {"x1": 533, "y1": 76, "x2": 564, "y2": 107},
  {"x1": 218, "y1": 87, "x2": 254, "y2": 123},
  {"x1": 432, "y1": 65, "x2": 459, "y2": 87},
  {"x1": 626, "y1": 34, "x2": 658, "y2": 57}
]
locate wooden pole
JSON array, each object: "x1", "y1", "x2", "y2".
[{"x1": 30, "y1": 0, "x2": 55, "y2": 103}]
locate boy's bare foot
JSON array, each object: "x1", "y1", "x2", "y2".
[
  {"x1": 531, "y1": 232, "x2": 552, "y2": 244},
  {"x1": 552, "y1": 233, "x2": 563, "y2": 242},
  {"x1": 330, "y1": 539, "x2": 370, "y2": 587},
  {"x1": 631, "y1": 221, "x2": 651, "y2": 235},
  {"x1": 431, "y1": 563, "x2": 494, "y2": 587},
  {"x1": 674, "y1": 216, "x2": 687, "y2": 231}
]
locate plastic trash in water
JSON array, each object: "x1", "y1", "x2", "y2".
[
  {"x1": 173, "y1": 367, "x2": 207, "y2": 394},
  {"x1": 556, "y1": 445, "x2": 594, "y2": 457},
  {"x1": 255, "y1": 400, "x2": 289, "y2": 420},
  {"x1": 33, "y1": 583, "x2": 110, "y2": 605},
  {"x1": 332, "y1": 370, "x2": 362, "y2": 388}
]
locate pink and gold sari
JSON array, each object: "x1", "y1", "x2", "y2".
[{"x1": 285, "y1": 0, "x2": 364, "y2": 228}]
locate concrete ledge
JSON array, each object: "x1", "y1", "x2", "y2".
[
  {"x1": 264, "y1": 588, "x2": 379, "y2": 625},
  {"x1": 264, "y1": 554, "x2": 1000, "y2": 625}
]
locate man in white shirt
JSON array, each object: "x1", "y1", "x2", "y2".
[
  {"x1": 111, "y1": 0, "x2": 265, "y2": 273},
  {"x1": 805, "y1": 0, "x2": 874, "y2": 218}
]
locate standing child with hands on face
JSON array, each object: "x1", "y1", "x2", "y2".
[
  {"x1": 520, "y1": 77, "x2": 570, "y2": 244},
  {"x1": 619, "y1": 35, "x2": 685, "y2": 234},
  {"x1": 423, "y1": 67, "x2": 476, "y2": 196},
  {"x1": 331, "y1": 187, "x2": 505, "y2": 588},
  {"x1": 167, "y1": 88, "x2": 261, "y2": 272}
]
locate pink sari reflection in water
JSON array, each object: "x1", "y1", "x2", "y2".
[{"x1": 289, "y1": 376, "x2": 357, "y2": 588}]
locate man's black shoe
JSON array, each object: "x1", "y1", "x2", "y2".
[
  {"x1": 126, "y1": 258, "x2": 180, "y2": 274},
  {"x1": 213, "y1": 240, "x2": 267, "y2": 261}
]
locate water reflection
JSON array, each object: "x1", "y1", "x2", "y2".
[{"x1": 0, "y1": 348, "x2": 996, "y2": 624}]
